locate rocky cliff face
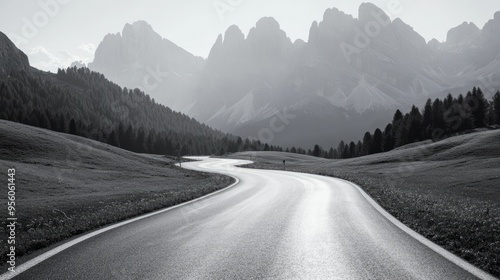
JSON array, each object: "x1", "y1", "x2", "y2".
[
  {"x1": 446, "y1": 22, "x2": 480, "y2": 49},
  {"x1": 88, "y1": 21, "x2": 204, "y2": 109},
  {"x1": 0, "y1": 32, "x2": 30, "y2": 74}
]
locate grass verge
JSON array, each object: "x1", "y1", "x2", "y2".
[{"x1": 0, "y1": 120, "x2": 233, "y2": 264}]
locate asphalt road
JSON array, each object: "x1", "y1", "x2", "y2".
[{"x1": 3, "y1": 157, "x2": 495, "y2": 280}]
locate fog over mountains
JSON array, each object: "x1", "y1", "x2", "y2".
[{"x1": 87, "y1": 3, "x2": 500, "y2": 147}]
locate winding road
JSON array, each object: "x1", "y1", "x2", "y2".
[{"x1": 2, "y1": 157, "x2": 495, "y2": 279}]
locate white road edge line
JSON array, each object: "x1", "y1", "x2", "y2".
[
  {"x1": 0, "y1": 172, "x2": 240, "y2": 280},
  {"x1": 185, "y1": 159, "x2": 498, "y2": 280},
  {"x1": 337, "y1": 177, "x2": 498, "y2": 280}
]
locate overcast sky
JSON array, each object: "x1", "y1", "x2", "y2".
[{"x1": 1, "y1": 0, "x2": 499, "y2": 72}]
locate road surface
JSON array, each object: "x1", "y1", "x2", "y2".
[{"x1": 2, "y1": 157, "x2": 495, "y2": 279}]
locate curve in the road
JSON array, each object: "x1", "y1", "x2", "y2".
[{"x1": 0, "y1": 157, "x2": 496, "y2": 280}]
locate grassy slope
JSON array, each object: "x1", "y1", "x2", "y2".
[
  {"x1": 0, "y1": 120, "x2": 233, "y2": 261},
  {"x1": 231, "y1": 129, "x2": 500, "y2": 277}
]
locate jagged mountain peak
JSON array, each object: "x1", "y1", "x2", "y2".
[
  {"x1": 320, "y1": 7, "x2": 353, "y2": 28},
  {"x1": 446, "y1": 21, "x2": 480, "y2": 47},
  {"x1": 123, "y1": 20, "x2": 155, "y2": 33},
  {"x1": 246, "y1": 17, "x2": 293, "y2": 60},
  {"x1": 207, "y1": 25, "x2": 247, "y2": 64},
  {"x1": 247, "y1": 17, "x2": 289, "y2": 40},
  {"x1": 120, "y1": 20, "x2": 162, "y2": 43},
  {"x1": 482, "y1": 11, "x2": 500, "y2": 31},
  {"x1": 223, "y1": 25, "x2": 245, "y2": 45},
  {"x1": 428, "y1": 38, "x2": 441, "y2": 49},
  {"x1": 358, "y1": 2, "x2": 389, "y2": 23},
  {"x1": 479, "y1": 11, "x2": 500, "y2": 55},
  {"x1": 323, "y1": 7, "x2": 342, "y2": 17},
  {"x1": 254, "y1": 17, "x2": 281, "y2": 30},
  {"x1": 208, "y1": 34, "x2": 224, "y2": 59},
  {"x1": 391, "y1": 17, "x2": 427, "y2": 51},
  {"x1": 88, "y1": 21, "x2": 204, "y2": 111}
]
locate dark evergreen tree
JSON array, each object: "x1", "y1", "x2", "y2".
[
  {"x1": 372, "y1": 128, "x2": 383, "y2": 154},
  {"x1": 431, "y1": 99, "x2": 446, "y2": 140},
  {"x1": 313, "y1": 144, "x2": 322, "y2": 157},
  {"x1": 342, "y1": 145, "x2": 349, "y2": 159},
  {"x1": 337, "y1": 141, "x2": 345, "y2": 159},
  {"x1": 328, "y1": 147, "x2": 334, "y2": 159},
  {"x1": 362, "y1": 132, "x2": 373, "y2": 156},
  {"x1": 107, "y1": 130, "x2": 119, "y2": 147},
  {"x1": 69, "y1": 118, "x2": 77, "y2": 135},
  {"x1": 135, "y1": 126, "x2": 146, "y2": 153},
  {"x1": 444, "y1": 93, "x2": 453, "y2": 110},
  {"x1": 470, "y1": 87, "x2": 488, "y2": 128},
  {"x1": 332, "y1": 149, "x2": 338, "y2": 159},
  {"x1": 395, "y1": 114, "x2": 409, "y2": 147},
  {"x1": 422, "y1": 98, "x2": 433, "y2": 139},
  {"x1": 393, "y1": 109, "x2": 403, "y2": 124},
  {"x1": 124, "y1": 124, "x2": 135, "y2": 151},
  {"x1": 349, "y1": 142, "x2": 356, "y2": 158},
  {"x1": 383, "y1": 123, "x2": 394, "y2": 151},
  {"x1": 494, "y1": 91, "x2": 500, "y2": 125}
]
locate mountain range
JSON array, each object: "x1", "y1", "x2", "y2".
[
  {"x1": 86, "y1": 3, "x2": 500, "y2": 147},
  {"x1": 0, "y1": 30, "x2": 250, "y2": 157}
]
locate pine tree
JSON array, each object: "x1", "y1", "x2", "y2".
[
  {"x1": 107, "y1": 130, "x2": 119, "y2": 147},
  {"x1": 349, "y1": 142, "x2": 356, "y2": 158},
  {"x1": 395, "y1": 114, "x2": 410, "y2": 147},
  {"x1": 135, "y1": 127, "x2": 146, "y2": 153},
  {"x1": 337, "y1": 141, "x2": 345, "y2": 158},
  {"x1": 58, "y1": 114, "x2": 66, "y2": 133},
  {"x1": 69, "y1": 118, "x2": 77, "y2": 135},
  {"x1": 444, "y1": 93, "x2": 454, "y2": 110},
  {"x1": 328, "y1": 147, "x2": 334, "y2": 159},
  {"x1": 422, "y1": 98, "x2": 433, "y2": 139},
  {"x1": 470, "y1": 87, "x2": 488, "y2": 128},
  {"x1": 431, "y1": 99, "x2": 445, "y2": 140},
  {"x1": 407, "y1": 106, "x2": 423, "y2": 143},
  {"x1": 372, "y1": 128, "x2": 383, "y2": 154},
  {"x1": 392, "y1": 109, "x2": 403, "y2": 124},
  {"x1": 494, "y1": 91, "x2": 500, "y2": 125},
  {"x1": 118, "y1": 123, "x2": 125, "y2": 148},
  {"x1": 356, "y1": 141, "x2": 362, "y2": 157},
  {"x1": 124, "y1": 124, "x2": 135, "y2": 150},
  {"x1": 313, "y1": 144, "x2": 322, "y2": 157},
  {"x1": 332, "y1": 149, "x2": 338, "y2": 159},
  {"x1": 342, "y1": 145, "x2": 349, "y2": 159},
  {"x1": 383, "y1": 123, "x2": 394, "y2": 151},
  {"x1": 362, "y1": 132, "x2": 373, "y2": 156}
]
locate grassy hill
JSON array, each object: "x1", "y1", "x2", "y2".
[
  {"x1": 232, "y1": 129, "x2": 500, "y2": 277},
  {"x1": 0, "y1": 120, "x2": 233, "y2": 262}
]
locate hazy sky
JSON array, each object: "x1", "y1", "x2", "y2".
[{"x1": 1, "y1": 0, "x2": 499, "y2": 72}]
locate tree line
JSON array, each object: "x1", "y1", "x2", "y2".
[
  {"x1": 304, "y1": 87, "x2": 500, "y2": 159},
  {"x1": 0, "y1": 67, "x2": 283, "y2": 156}
]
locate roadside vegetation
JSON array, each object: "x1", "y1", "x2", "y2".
[{"x1": 0, "y1": 120, "x2": 233, "y2": 263}]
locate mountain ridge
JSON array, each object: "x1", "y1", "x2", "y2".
[{"x1": 84, "y1": 4, "x2": 500, "y2": 147}]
